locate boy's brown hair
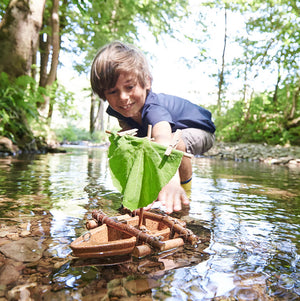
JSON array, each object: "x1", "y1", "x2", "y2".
[{"x1": 90, "y1": 41, "x2": 153, "y2": 100}]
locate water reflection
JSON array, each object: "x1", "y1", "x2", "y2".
[{"x1": 0, "y1": 148, "x2": 299, "y2": 300}]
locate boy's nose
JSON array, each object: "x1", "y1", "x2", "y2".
[{"x1": 119, "y1": 90, "x2": 130, "y2": 101}]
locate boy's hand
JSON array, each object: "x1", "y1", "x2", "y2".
[
  {"x1": 145, "y1": 173, "x2": 189, "y2": 214},
  {"x1": 148, "y1": 120, "x2": 190, "y2": 214},
  {"x1": 157, "y1": 178, "x2": 190, "y2": 214}
]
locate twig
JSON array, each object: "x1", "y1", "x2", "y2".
[
  {"x1": 105, "y1": 129, "x2": 138, "y2": 136},
  {"x1": 92, "y1": 210, "x2": 164, "y2": 249},
  {"x1": 133, "y1": 209, "x2": 199, "y2": 245},
  {"x1": 164, "y1": 129, "x2": 193, "y2": 158},
  {"x1": 138, "y1": 125, "x2": 153, "y2": 228},
  {"x1": 147, "y1": 124, "x2": 152, "y2": 140},
  {"x1": 106, "y1": 128, "x2": 193, "y2": 158},
  {"x1": 165, "y1": 129, "x2": 182, "y2": 156},
  {"x1": 181, "y1": 152, "x2": 194, "y2": 158}
]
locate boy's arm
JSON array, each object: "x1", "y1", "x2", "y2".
[{"x1": 151, "y1": 121, "x2": 189, "y2": 213}]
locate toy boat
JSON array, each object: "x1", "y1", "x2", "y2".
[{"x1": 70, "y1": 209, "x2": 199, "y2": 258}]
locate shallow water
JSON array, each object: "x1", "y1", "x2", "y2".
[{"x1": 0, "y1": 147, "x2": 299, "y2": 300}]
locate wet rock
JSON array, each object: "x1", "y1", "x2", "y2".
[
  {"x1": 7, "y1": 283, "x2": 37, "y2": 301},
  {"x1": 136, "y1": 260, "x2": 165, "y2": 274},
  {"x1": 81, "y1": 290, "x2": 107, "y2": 301},
  {"x1": 0, "y1": 136, "x2": 19, "y2": 155},
  {"x1": 0, "y1": 231, "x2": 9, "y2": 238},
  {"x1": 204, "y1": 142, "x2": 300, "y2": 167},
  {"x1": 107, "y1": 278, "x2": 122, "y2": 289},
  {"x1": 288, "y1": 159, "x2": 300, "y2": 167},
  {"x1": 0, "y1": 253, "x2": 4, "y2": 267},
  {"x1": 6, "y1": 232, "x2": 19, "y2": 240},
  {"x1": 101, "y1": 295, "x2": 110, "y2": 301},
  {"x1": 0, "y1": 225, "x2": 18, "y2": 239},
  {"x1": 107, "y1": 286, "x2": 128, "y2": 298},
  {"x1": 19, "y1": 223, "x2": 30, "y2": 230},
  {"x1": 20, "y1": 230, "x2": 31, "y2": 237},
  {"x1": 0, "y1": 238, "x2": 45, "y2": 262},
  {"x1": 0, "y1": 259, "x2": 24, "y2": 285},
  {"x1": 53, "y1": 258, "x2": 69, "y2": 269},
  {"x1": 41, "y1": 289, "x2": 73, "y2": 301},
  {"x1": 30, "y1": 224, "x2": 51, "y2": 237},
  {"x1": 269, "y1": 157, "x2": 293, "y2": 164},
  {"x1": 123, "y1": 278, "x2": 158, "y2": 295},
  {"x1": 0, "y1": 284, "x2": 6, "y2": 297}
]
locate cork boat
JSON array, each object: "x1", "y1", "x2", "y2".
[{"x1": 70, "y1": 209, "x2": 199, "y2": 258}]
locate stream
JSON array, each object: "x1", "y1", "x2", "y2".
[{"x1": 0, "y1": 146, "x2": 299, "y2": 300}]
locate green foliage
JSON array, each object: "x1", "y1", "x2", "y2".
[
  {"x1": 49, "y1": 82, "x2": 78, "y2": 120},
  {"x1": 0, "y1": 0, "x2": 9, "y2": 18},
  {"x1": 62, "y1": 0, "x2": 189, "y2": 73},
  {"x1": 214, "y1": 83, "x2": 300, "y2": 146},
  {"x1": 0, "y1": 71, "x2": 80, "y2": 149},
  {"x1": 0, "y1": 72, "x2": 46, "y2": 146},
  {"x1": 54, "y1": 125, "x2": 110, "y2": 144},
  {"x1": 54, "y1": 124, "x2": 91, "y2": 143},
  {"x1": 213, "y1": 101, "x2": 244, "y2": 142},
  {"x1": 108, "y1": 133, "x2": 183, "y2": 210},
  {"x1": 90, "y1": 131, "x2": 108, "y2": 143}
]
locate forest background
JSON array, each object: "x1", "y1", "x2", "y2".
[{"x1": 0, "y1": 0, "x2": 299, "y2": 153}]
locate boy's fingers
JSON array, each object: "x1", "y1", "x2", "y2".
[
  {"x1": 182, "y1": 193, "x2": 190, "y2": 205},
  {"x1": 154, "y1": 187, "x2": 190, "y2": 214},
  {"x1": 144, "y1": 203, "x2": 152, "y2": 210},
  {"x1": 173, "y1": 196, "x2": 182, "y2": 212}
]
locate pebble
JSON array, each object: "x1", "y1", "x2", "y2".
[
  {"x1": 20, "y1": 230, "x2": 31, "y2": 237},
  {"x1": 6, "y1": 233, "x2": 19, "y2": 240},
  {"x1": 108, "y1": 286, "x2": 128, "y2": 298},
  {"x1": 123, "y1": 278, "x2": 158, "y2": 295},
  {"x1": 0, "y1": 260, "x2": 24, "y2": 285},
  {"x1": 0, "y1": 238, "x2": 45, "y2": 262},
  {"x1": 7, "y1": 283, "x2": 37, "y2": 300}
]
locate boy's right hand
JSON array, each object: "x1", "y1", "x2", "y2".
[
  {"x1": 157, "y1": 177, "x2": 190, "y2": 214},
  {"x1": 145, "y1": 174, "x2": 190, "y2": 214}
]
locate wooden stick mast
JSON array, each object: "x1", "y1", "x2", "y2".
[{"x1": 138, "y1": 124, "x2": 153, "y2": 228}]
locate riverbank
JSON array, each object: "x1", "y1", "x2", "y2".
[
  {"x1": 1, "y1": 135, "x2": 300, "y2": 168},
  {"x1": 203, "y1": 142, "x2": 300, "y2": 167}
]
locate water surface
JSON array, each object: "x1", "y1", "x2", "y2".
[{"x1": 0, "y1": 147, "x2": 299, "y2": 300}]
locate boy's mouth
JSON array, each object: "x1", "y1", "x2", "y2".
[{"x1": 120, "y1": 103, "x2": 134, "y2": 111}]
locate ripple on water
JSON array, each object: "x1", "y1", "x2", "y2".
[{"x1": 0, "y1": 151, "x2": 299, "y2": 300}]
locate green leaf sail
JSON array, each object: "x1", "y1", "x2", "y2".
[{"x1": 108, "y1": 133, "x2": 183, "y2": 211}]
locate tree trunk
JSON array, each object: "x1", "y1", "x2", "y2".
[
  {"x1": 96, "y1": 99, "x2": 105, "y2": 131},
  {"x1": 38, "y1": 0, "x2": 60, "y2": 120},
  {"x1": 216, "y1": 7, "x2": 227, "y2": 116},
  {"x1": 39, "y1": 22, "x2": 51, "y2": 88},
  {"x1": 241, "y1": 35, "x2": 252, "y2": 122},
  {"x1": 0, "y1": 0, "x2": 46, "y2": 79},
  {"x1": 90, "y1": 95, "x2": 105, "y2": 134},
  {"x1": 90, "y1": 94, "x2": 96, "y2": 134},
  {"x1": 31, "y1": 51, "x2": 37, "y2": 79},
  {"x1": 272, "y1": 65, "x2": 281, "y2": 104},
  {"x1": 288, "y1": 75, "x2": 300, "y2": 120},
  {"x1": 46, "y1": 0, "x2": 60, "y2": 87}
]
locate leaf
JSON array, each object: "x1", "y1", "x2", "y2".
[{"x1": 108, "y1": 133, "x2": 183, "y2": 210}]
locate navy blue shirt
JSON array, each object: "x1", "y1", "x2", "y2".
[{"x1": 107, "y1": 91, "x2": 216, "y2": 137}]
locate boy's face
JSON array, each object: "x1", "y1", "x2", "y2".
[{"x1": 104, "y1": 72, "x2": 150, "y2": 123}]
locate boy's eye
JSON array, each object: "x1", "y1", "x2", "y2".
[
  {"x1": 127, "y1": 84, "x2": 135, "y2": 90},
  {"x1": 107, "y1": 90, "x2": 116, "y2": 95}
]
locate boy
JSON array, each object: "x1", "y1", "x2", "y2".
[{"x1": 91, "y1": 41, "x2": 215, "y2": 214}]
